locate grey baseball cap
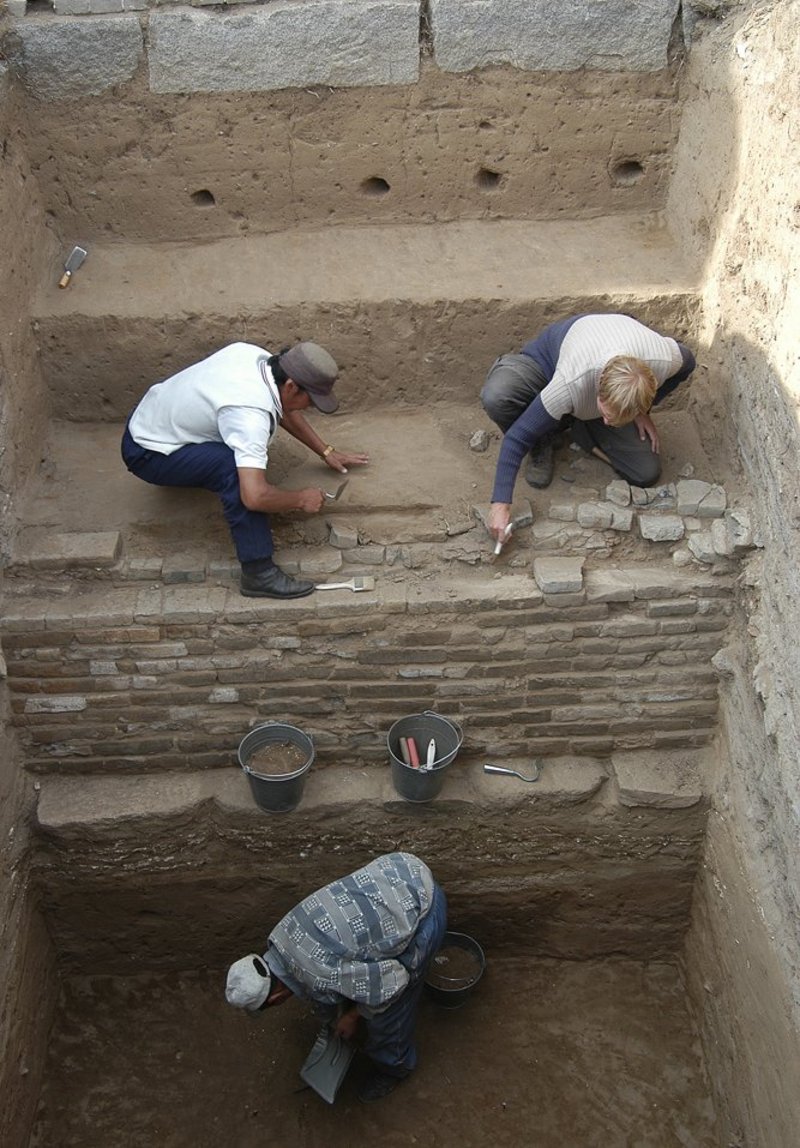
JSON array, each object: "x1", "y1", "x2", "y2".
[{"x1": 279, "y1": 342, "x2": 339, "y2": 413}]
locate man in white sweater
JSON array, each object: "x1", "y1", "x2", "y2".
[{"x1": 121, "y1": 341, "x2": 369, "y2": 598}]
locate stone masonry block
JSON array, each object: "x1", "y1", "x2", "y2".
[
  {"x1": 687, "y1": 531, "x2": 717, "y2": 564},
  {"x1": 711, "y1": 509, "x2": 755, "y2": 556},
  {"x1": 639, "y1": 515, "x2": 684, "y2": 542},
  {"x1": 696, "y1": 485, "x2": 727, "y2": 518},
  {"x1": 162, "y1": 554, "x2": 206, "y2": 584},
  {"x1": 21, "y1": 531, "x2": 122, "y2": 571},
  {"x1": 329, "y1": 522, "x2": 359, "y2": 550},
  {"x1": 611, "y1": 748, "x2": 705, "y2": 809},
  {"x1": 676, "y1": 479, "x2": 712, "y2": 516},
  {"x1": 149, "y1": 2, "x2": 421, "y2": 94},
  {"x1": 609, "y1": 506, "x2": 635, "y2": 532},
  {"x1": 350, "y1": 545, "x2": 386, "y2": 565},
  {"x1": 53, "y1": 0, "x2": 92, "y2": 12},
  {"x1": 533, "y1": 557, "x2": 585, "y2": 594},
  {"x1": 605, "y1": 480, "x2": 631, "y2": 507},
  {"x1": 548, "y1": 503, "x2": 576, "y2": 522},
  {"x1": 431, "y1": 0, "x2": 680, "y2": 73},
  {"x1": 6, "y1": 1, "x2": 26, "y2": 17},
  {"x1": 584, "y1": 570, "x2": 636, "y2": 603},
  {"x1": 577, "y1": 502, "x2": 613, "y2": 530},
  {"x1": 12, "y1": 15, "x2": 143, "y2": 100}
]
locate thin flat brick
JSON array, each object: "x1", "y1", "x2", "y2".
[
  {"x1": 24, "y1": 696, "x2": 88, "y2": 714},
  {"x1": 646, "y1": 599, "x2": 698, "y2": 617}
]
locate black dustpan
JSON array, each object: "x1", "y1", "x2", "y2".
[{"x1": 299, "y1": 1025, "x2": 356, "y2": 1104}]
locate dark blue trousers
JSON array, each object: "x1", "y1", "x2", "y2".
[
  {"x1": 121, "y1": 425, "x2": 273, "y2": 563},
  {"x1": 363, "y1": 883, "x2": 448, "y2": 1078}
]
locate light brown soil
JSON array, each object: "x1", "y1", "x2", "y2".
[
  {"x1": 30, "y1": 957, "x2": 717, "y2": 1148},
  {"x1": 246, "y1": 742, "x2": 309, "y2": 777}
]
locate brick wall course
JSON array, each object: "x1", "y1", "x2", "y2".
[{"x1": 2, "y1": 569, "x2": 733, "y2": 773}]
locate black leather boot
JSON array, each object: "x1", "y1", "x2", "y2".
[
  {"x1": 524, "y1": 434, "x2": 557, "y2": 489},
  {"x1": 240, "y1": 560, "x2": 315, "y2": 599}
]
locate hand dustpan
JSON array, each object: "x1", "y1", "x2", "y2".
[{"x1": 299, "y1": 1025, "x2": 355, "y2": 1104}]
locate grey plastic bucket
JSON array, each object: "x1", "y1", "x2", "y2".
[
  {"x1": 424, "y1": 931, "x2": 486, "y2": 1009},
  {"x1": 387, "y1": 710, "x2": 463, "y2": 802},
  {"x1": 238, "y1": 722, "x2": 314, "y2": 814}
]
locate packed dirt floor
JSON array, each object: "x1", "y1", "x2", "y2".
[
  {"x1": 10, "y1": 401, "x2": 727, "y2": 575},
  {"x1": 31, "y1": 956, "x2": 716, "y2": 1148}
]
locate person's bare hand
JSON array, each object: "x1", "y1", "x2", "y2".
[
  {"x1": 334, "y1": 1009, "x2": 360, "y2": 1041},
  {"x1": 633, "y1": 413, "x2": 659, "y2": 453},
  {"x1": 325, "y1": 449, "x2": 370, "y2": 475},
  {"x1": 488, "y1": 502, "x2": 512, "y2": 542},
  {"x1": 297, "y1": 487, "x2": 326, "y2": 513}
]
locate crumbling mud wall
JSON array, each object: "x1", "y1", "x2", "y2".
[
  {"x1": 0, "y1": 51, "x2": 55, "y2": 562},
  {"x1": 4, "y1": 2, "x2": 685, "y2": 244},
  {"x1": 668, "y1": 4, "x2": 800, "y2": 1143},
  {"x1": 0, "y1": 35, "x2": 59, "y2": 1148}
]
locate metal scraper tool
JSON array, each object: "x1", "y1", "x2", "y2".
[
  {"x1": 58, "y1": 246, "x2": 88, "y2": 289},
  {"x1": 484, "y1": 761, "x2": 542, "y2": 783},
  {"x1": 323, "y1": 479, "x2": 349, "y2": 502}
]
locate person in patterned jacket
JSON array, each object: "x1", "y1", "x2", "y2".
[{"x1": 225, "y1": 852, "x2": 448, "y2": 1102}]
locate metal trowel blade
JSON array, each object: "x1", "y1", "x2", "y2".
[
  {"x1": 58, "y1": 246, "x2": 88, "y2": 288},
  {"x1": 65, "y1": 246, "x2": 88, "y2": 274},
  {"x1": 323, "y1": 479, "x2": 349, "y2": 502}
]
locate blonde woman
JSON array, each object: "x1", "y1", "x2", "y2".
[{"x1": 481, "y1": 313, "x2": 696, "y2": 543}]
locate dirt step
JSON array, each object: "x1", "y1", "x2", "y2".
[{"x1": 31, "y1": 214, "x2": 700, "y2": 419}]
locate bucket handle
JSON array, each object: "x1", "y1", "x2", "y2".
[{"x1": 422, "y1": 711, "x2": 463, "y2": 752}]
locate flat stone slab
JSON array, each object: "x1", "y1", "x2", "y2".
[
  {"x1": 14, "y1": 530, "x2": 121, "y2": 570},
  {"x1": 610, "y1": 749, "x2": 707, "y2": 809}
]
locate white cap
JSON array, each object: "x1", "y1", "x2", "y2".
[{"x1": 225, "y1": 953, "x2": 272, "y2": 1011}]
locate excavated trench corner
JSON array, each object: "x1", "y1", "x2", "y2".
[{"x1": 2, "y1": 4, "x2": 799, "y2": 1147}]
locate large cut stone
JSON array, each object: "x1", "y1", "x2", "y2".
[
  {"x1": 11, "y1": 15, "x2": 143, "y2": 100},
  {"x1": 149, "y1": 1, "x2": 420, "y2": 93},
  {"x1": 430, "y1": 0, "x2": 680, "y2": 73}
]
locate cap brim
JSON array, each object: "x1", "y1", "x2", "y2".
[{"x1": 306, "y1": 389, "x2": 339, "y2": 414}]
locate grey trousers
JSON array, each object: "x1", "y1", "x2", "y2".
[{"x1": 481, "y1": 353, "x2": 661, "y2": 487}]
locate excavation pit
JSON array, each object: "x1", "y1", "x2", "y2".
[{"x1": 2, "y1": 3, "x2": 800, "y2": 1145}]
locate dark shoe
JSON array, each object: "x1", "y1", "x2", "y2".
[
  {"x1": 240, "y1": 563, "x2": 315, "y2": 599},
  {"x1": 524, "y1": 436, "x2": 556, "y2": 489},
  {"x1": 357, "y1": 1071, "x2": 404, "y2": 1103}
]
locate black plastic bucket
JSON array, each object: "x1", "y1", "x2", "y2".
[
  {"x1": 425, "y1": 931, "x2": 486, "y2": 1009},
  {"x1": 237, "y1": 722, "x2": 314, "y2": 814},
  {"x1": 387, "y1": 711, "x2": 463, "y2": 802}
]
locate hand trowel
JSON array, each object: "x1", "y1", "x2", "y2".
[{"x1": 58, "y1": 246, "x2": 88, "y2": 289}]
